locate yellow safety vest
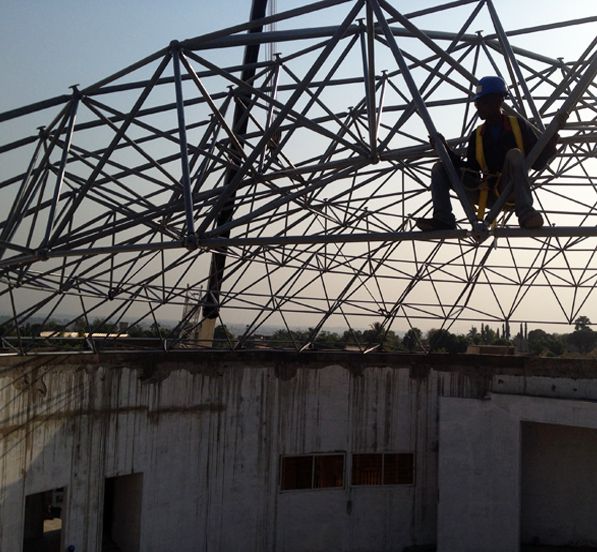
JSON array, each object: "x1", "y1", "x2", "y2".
[{"x1": 474, "y1": 115, "x2": 524, "y2": 219}]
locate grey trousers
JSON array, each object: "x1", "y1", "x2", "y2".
[{"x1": 430, "y1": 149, "x2": 536, "y2": 225}]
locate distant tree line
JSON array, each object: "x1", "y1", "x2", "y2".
[
  {"x1": 2, "y1": 316, "x2": 596, "y2": 357},
  {"x1": 526, "y1": 315, "x2": 596, "y2": 356},
  {"x1": 258, "y1": 317, "x2": 596, "y2": 356}
]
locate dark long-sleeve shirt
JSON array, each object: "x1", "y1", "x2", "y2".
[{"x1": 448, "y1": 114, "x2": 557, "y2": 175}]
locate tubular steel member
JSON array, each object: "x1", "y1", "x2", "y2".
[
  {"x1": 41, "y1": 86, "x2": 81, "y2": 249},
  {"x1": 360, "y1": 7, "x2": 378, "y2": 161},
  {"x1": 43, "y1": 53, "x2": 174, "y2": 250},
  {"x1": 4, "y1": 225, "x2": 597, "y2": 273},
  {"x1": 171, "y1": 41, "x2": 197, "y2": 248},
  {"x1": 197, "y1": 0, "x2": 270, "y2": 346},
  {"x1": 485, "y1": 0, "x2": 543, "y2": 126},
  {"x1": 369, "y1": 0, "x2": 483, "y2": 231},
  {"x1": 0, "y1": 0, "x2": 595, "y2": 353},
  {"x1": 193, "y1": 0, "x2": 367, "y2": 347}
]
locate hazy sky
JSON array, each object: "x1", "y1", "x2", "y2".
[
  {"x1": 1, "y1": 0, "x2": 595, "y2": 114},
  {"x1": 0, "y1": 1, "x2": 594, "y2": 333}
]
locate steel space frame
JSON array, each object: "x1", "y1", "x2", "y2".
[{"x1": 0, "y1": 0, "x2": 596, "y2": 353}]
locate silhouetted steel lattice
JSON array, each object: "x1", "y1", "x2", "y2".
[{"x1": 0, "y1": 0, "x2": 595, "y2": 353}]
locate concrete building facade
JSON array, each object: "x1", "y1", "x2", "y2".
[{"x1": 1, "y1": 351, "x2": 596, "y2": 551}]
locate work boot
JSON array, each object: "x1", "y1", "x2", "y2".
[
  {"x1": 519, "y1": 210, "x2": 543, "y2": 229},
  {"x1": 415, "y1": 218, "x2": 456, "y2": 231}
]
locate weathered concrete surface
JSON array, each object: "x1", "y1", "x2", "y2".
[
  {"x1": 522, "y1": 422, "x2": 597, "y2": 547},
  {"x1": 0, "y1": 351, "x2": 596, "y2": 552},
  {"x1": 438, "y1": 392, "x2": 597, "y2": 552}
]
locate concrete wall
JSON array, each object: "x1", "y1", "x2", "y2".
[
  {"x1": 1, "y1": 352, "x2": 596, "y2": 552},
  {"x1": 0, "y1": 353, "x2": 440, "y2": 552},
  {"x1": 438, "y1": 392, "x2": 597, "y2": 552},
  {"x1": 521, "y1": 422, "x2": 597, "y2": 547}
]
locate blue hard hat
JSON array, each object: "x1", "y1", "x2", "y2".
[{"x1": 473, "y1": 76, "x2": 508, "y2": 101}]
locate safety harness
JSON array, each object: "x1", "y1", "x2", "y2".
[{"x1": 474, "y1": 115, "x2": 524, "y2": 219}]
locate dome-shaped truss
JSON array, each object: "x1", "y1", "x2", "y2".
[{"x1": 0, "y1": 0, "x2": 595, "y2": 353}]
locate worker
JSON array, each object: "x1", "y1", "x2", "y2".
[{"x1": 416, "y1": 76, "x2": 559, "y2": 231}]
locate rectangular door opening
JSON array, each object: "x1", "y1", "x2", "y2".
[
  {"x1": 521, "y1": 422, "x2": 597, "y2": 551},
  {"x1": 22, "y1": 487, "x2": 65, "y2": 552},
  {"x1": 102, "y1": 473, "x2": 143, "y2": 552}
]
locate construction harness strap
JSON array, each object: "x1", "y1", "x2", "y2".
[{"x1": 474, "y1": 115, "x2": 524, "y2": 219}]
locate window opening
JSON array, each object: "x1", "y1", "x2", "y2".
[
  {"x1": 280, "y1": 454, "x2": 344, "y2": 490},
  {"x1": 280, "y1": 455, "x2": 312, "y2": 490},
  {"x1": 352, "y1": 453, "x2": 414, "y2": 486},
  {"x1": 314, "y1": 454, "x2": 344, "y2": 488},
  {"x1": 351, "y1": 454, "x2": 382, "y2": 485}
]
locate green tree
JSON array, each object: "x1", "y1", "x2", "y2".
[
  {"x1": 402, "y1": 327, "x2": 422, "y2": 352},
  {"x1": 383, "y1": 330, "x2": 400, "y2": 351},
  {"x1": 428, "y1": 329, "x2": 467, "y2": 353},
  {"x1": 214, "y1": 324, "x2": 234, "y2": 348},
  {"x1": 45, "y1": 319, "x2": 64, "y2": 331},
  {"x1": 363, "y1": 322, "x2": 384, "y2": 343},
  {"x1": 271, "y1": 328, "x2": 292, "y2": 347},
  {"x1": 528, "y1": 329, "x2": 549, "y2": 355},
  {"x1": 314, "y1": 330, "x2": 343, "y2": 350},
  {"x1": 146, "y1": 322, "x2": 169, "y2": 337},
  {"x1": 271, "y1": 328, "x2": 310, "y2": 349},
  {"x1": 342, "y1": 329, "x2": 364, "y2": 348},
  {"x1": 86, "y1": 318, "x2": 117, "y2": 334},
  {"x1": 127, "y1": 323, "x2": 148, "y2": 338},
  {"x1": 361, "y1": 322, "x2": 400, "y2": 351},
  {"x1": 546, "y1": 335, "x2": 565, "y2": 356},
  {"x1": 467, "y1": 326, "x2": 481, "y2": 345},
  {"x1": 574, "y1": 316, "x2": 591, "y2": 331},
  {"x1": 568, "y1": 327, "x2": 597, "y2": 354},
  {"x1": 480, "y1": 324, "x2": 497, "y2": 345},
  {"x1": 528, "y1": 329, "x2": 564, "y2": 356}
]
